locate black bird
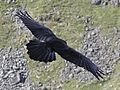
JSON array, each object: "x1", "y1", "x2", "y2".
[{"x1": 16, "y1": 11, "x2": 105, "y2": 80}]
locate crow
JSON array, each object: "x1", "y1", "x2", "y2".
[{"x1": 16, "y1": 11, "x2": 105, "y2": 80}]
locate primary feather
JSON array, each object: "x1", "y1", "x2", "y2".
[{"x1": 16, "y1": 11, "x2": 105, "y2": 80}]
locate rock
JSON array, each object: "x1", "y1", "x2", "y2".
[
  {"x1": 7, "y1": 0, "x2": 16, "y2": 4},
  {"x1": 41, "y1": 86, "x2": 48, "y2": 90},
  {"x1": 82, "y1": 16, "x2": 91, "y2": 24},
  {"x1": 91, "y1": 0, "x2": 102, "y2": 5},
  {"x1": 0, "y1": 0, "x2": 16, "y2": 4},
  {"x1": 2, "y1": 70, "x2": 14, "y2": 79},
  {"x1": 91, "y1": 31, "x2": 96, "y2": 35},
  {"x1": 57, "y1": 84, "x2": 63, "y2": 90},
  {"x1": 0, "y1": 48, "x2": 62, "y2": 89},
  {"x1": 85, "y1": 27, "x2": 90, "y2": 31},
  {"x1": 18, "y1": 71, "x2": 28, "y2": 83},
  {"x1": 0, "y1": 48, "x2": 30, "y2": 90},
  {"x1": 111, "y1": 0, "x2": 120, "y2": 7},
  {"x1": 76, "y1": 15, "x2": 81, "y2": 19},
  {"x1": 69, "y1": 73, "x2": 74, "y2": 78}
]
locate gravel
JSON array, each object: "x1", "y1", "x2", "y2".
[
  {"x1": 0, "y1": 47, "x2": 29, "y2": 90},
  {"x1": 0, "y1": 47, "x2": 56, "y2": 90}
]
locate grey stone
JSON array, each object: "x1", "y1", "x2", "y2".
[
  {"x1": 111, "y1": 0, "x2": 120, "y2": 7},
  {"x1": 0, "y1": 0, "x2": 16, "y2": 4},
  {"x1": 3, "y1": 70, "x2": 14, "y2": 79},
  {"x1": 69, "y1": 73, "x2": 74, "y2": 78},
  {"x1": 0, "y1": 47, "x2": 31, "y2": 90},
  {"x1": 91, "y1": 0, "x2": 102, "y2": 5}
]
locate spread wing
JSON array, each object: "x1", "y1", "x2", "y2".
[
  {"x1": 48, "y1": 39, "x2": 105, "y2": 80},
  {"x1": 16, "y1": 11, "x2": 105, "y2": 80},
  {"x1": 16, "y1": 11, "x2": 56, "y2": 62},
  {"x1": 63, "y1": 48, "x2": 104, "y2": 80},
  {"x1": 16, "y1": 11, "x2": 55, "y2": 41},
  {"x1": 61, "y1": 48, "x2": 105, "y2": 80}
]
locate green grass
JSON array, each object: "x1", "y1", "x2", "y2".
[
  {"x1": 79, "y1": 60, "x2": 120, "y2": 90},
  {"x1": 1, "y1": 0, "x2": 120, "y2": 89},
  {"x1": 27, "y1": 54, "x2": 64, "y2": 85},
  {"x1": 0, "y1": 2, "x2": 28, "y2": 48}
]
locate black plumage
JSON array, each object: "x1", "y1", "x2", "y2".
[{"x1": 16, "y1": 11, "x2": 105, "y2": 80}]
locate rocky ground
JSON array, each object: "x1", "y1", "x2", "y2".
[
  {"x1": 0, "y1": 0, "x2": 120, "y2": 90},
  {"x1": 0, "y1": 10, "x2": 120, "y2": 90},
  {"x1": 91, "y1": 0, "x2": 120, "y2": 6},
  {"x1": 0, "y1": 47, "x2": 57, "y2": 90},
  {"x1": 0, "y1": 47, "x2": 29, "y2": 90},
  {"x1": 60, "y1": 16, "x2": 120, "y2": 82}
]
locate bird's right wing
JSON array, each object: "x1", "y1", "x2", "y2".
[
  {"x1": 16, "y1": 11, "x2": 55, "y2": 41},
  {"x1": 61, "y1": 48, "x2": 105, "y2": 80},
  {"x1": 48, "y1": 38, "x2": 105, "y2": 80}
]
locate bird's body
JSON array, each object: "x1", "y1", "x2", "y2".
[{"x1": 16, "y1": 11, "x2": 104, "y2": 80}]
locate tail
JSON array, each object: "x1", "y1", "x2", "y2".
[{"x1": 26, "y1": 39, "x2": 56, "y2": 62}]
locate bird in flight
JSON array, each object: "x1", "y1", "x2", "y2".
[{"x1": 16, "y1": 11, "x2": 105, "y2": 80}]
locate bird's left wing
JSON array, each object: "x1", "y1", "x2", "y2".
[{"x1": 16, "y1": 11, "x2": 55, "y2": 41}]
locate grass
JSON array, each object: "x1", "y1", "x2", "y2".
[
  {"x1": 1, "y1": 0, "x2": 120, "y2": 89},
  {"x1": 0, "y1": 2, "x2": 28, "y2": 48},
  {"x1": 27, "y1": 54, "x2": 64, "y2": 85},
  {"x1": 78, "y1": 60, "x2": 120, "y2": 90}
]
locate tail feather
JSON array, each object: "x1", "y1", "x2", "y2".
[
  {"x1": 49, "y1": 51, "x2": 56, "y2": 61},
  {"x1": 26, "y1": 39, "x2": 56, "y2": 62}
]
